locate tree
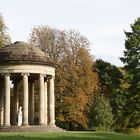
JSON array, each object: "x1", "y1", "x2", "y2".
[
  {"x1": 0, "y1": 14, "x2": 10, "y2": 47},
  {"x1": 120, "y1": 18, "x2": 140, "y2": 129},
  {"x1": 90, "y1": 95, "x2": 114, "y2": 131},
  {"x1": 95, "y1": 59, "x2": 123, "y2": 96},
  {"x1": 29, "y1": 26, "x2": 99, "y2": 130},
  {"x1": 56, "y1": 47, "x2": 99, "y2": 130},
  {"x1": 29, "y1": 26, "x2": 66, "y2": 63},
  {"x1": 94, "y1": 59, "x2": 125, "y2": 130}
]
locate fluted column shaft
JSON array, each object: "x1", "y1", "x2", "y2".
[
  {"x1": 39, "y1": 74, "x2": 45, "y2": 125},
  {"x1": 22, "y1": 73, "x2": 29, "y2": 126},
  {"x1": 44, "y1": 80, "x2": 48, "y2": 125},
  {"x1": 29, "y1": 81, "x2": 34, "y2": 124},
  {"x1": 0, "y1": 82, "x2": 4, "y2": 126},
  {"x1": 4, "y1": 74, "x2": 11, "y2": 126},
  {"x1": 49, "y1": 76, "x2": 55, "y2": 126}
]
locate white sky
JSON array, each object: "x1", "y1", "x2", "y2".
[{"x1": 0, "y1": 0, "x2": 140, "y2": 66}]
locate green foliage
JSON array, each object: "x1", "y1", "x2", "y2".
[
  {"x1": 90, "y1": 95, "x2": 114, "y2": 131},
  {"x1": 95, "y1": 59, "x2": 123, "y2": 96},
  {"x1": 120, "y1": 18, "x2": 140, "y2": 129},
  {"x1": 94, "y1": 59, "x2": 128, "y2": 131}
]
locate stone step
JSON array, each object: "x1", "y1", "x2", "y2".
[{"x1": 0, "y1": 125, "x2": 65, "y2": 132}]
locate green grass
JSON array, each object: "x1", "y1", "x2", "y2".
[{"x1": 0, "y1": 132, "x2": 139, "y2": 140}]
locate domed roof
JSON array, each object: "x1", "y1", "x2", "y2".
[{"x1": 0, "y1": 41, "x2": 52, "y2": 65}]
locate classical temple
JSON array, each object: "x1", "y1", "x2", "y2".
[{"x1": 0, "y1": 41, "x2": 61, "y2": 131}]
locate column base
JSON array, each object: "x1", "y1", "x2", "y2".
[
  {"x1": 3, "y1": 123, "x2": 11, "y2": 127},
  {"x1": 39, "y1": 123, "x2": 46, "y2": 126},
  {"x1": 22, "y1": 123, "x2": 29, "y2": 126},
  {"x1": 48, "y1": 123, "x2": 56, "y2": 127}
]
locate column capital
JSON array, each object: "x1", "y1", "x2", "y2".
[
  {"x1": 44, "y1": 76, "x2": 50, "y2": 81},
  {"x1": 2, "y1": 73, "x2": 11, "y2": 77},
  {"x1": 51, "y1": 75, "x2": 55, "y2": 80},
  {"x1": 53, "y1": 75, "x2": 55, "y2": 80},
  {"x1": 21, "y1": 73, "x2": 30, "y2": 76},
  {"x1": 39, "y1": 74, "x2": 46, "y2": 77},
  {"x1": 47, "y1": 75, "x2": 55, "y2": 80}
]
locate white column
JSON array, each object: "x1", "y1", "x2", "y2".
[
  {"x1": 29, "y1": 81, "x2": 34, "y2": 125},
  {"x1": 22, "y1": 73, "x2": 29, "y2": 126},
  {"x1": 4, "y1": 74, "x2": 11, "y2": 126},
  {"x1": 13, "y1": 81, "x2": 19, "y2": 125},
  {"x1": 0, "y1": 82, "x2": 4, "y2": 126},
  {"x1": 39, "y1": 74, "x2": 45, "y2": 125},
  {"x1": 48, "y1": 76, "x2": 55, "y2": 126},
  {"x1": 44, "y1": 80, "x2": 48, "y2": 125}
]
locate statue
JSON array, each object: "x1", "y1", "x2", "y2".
[{"x1": 18, "y1": 106, "x2": 22, "y2": 126}]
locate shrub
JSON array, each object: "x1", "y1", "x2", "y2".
[{"x1": 90, "y1": 95, "x2": 114, "y2": 131}]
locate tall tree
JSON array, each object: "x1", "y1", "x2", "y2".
[
  {"x1": 56, "y1": 47, "x2": 99, "y2": 130},
  {"x1": 29, "y1": 26, "x2": 99, "y2": 130},
  {"x1": 0, "y1": 15, "x2": 10, "y2": 47},
  {"x1": 120, "y1": 18, "x2": 140, "y2": 129},
  {"x1": 94, "y1": 59, "x2": 125, "y2": 130}
]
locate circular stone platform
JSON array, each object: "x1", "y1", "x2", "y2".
[{"x1": 0, "y1": 125, "x2": 64, "y2": 132}]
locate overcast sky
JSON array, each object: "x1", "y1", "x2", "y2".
[{"x1": 0, "y1": 0, "x2": 140, "y2": 66}]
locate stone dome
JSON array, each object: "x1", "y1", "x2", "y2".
[{"x1": 0, "y1": 41, "x2": 51, "y2": 65}]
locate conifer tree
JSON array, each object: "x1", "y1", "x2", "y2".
[{"x1": 120, "y1": 18, "x2": 140, "y2": 128}]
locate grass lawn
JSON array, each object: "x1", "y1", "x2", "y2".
[{"x1": 0, "y1": 132, "x2": 139, "y2": 140}]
